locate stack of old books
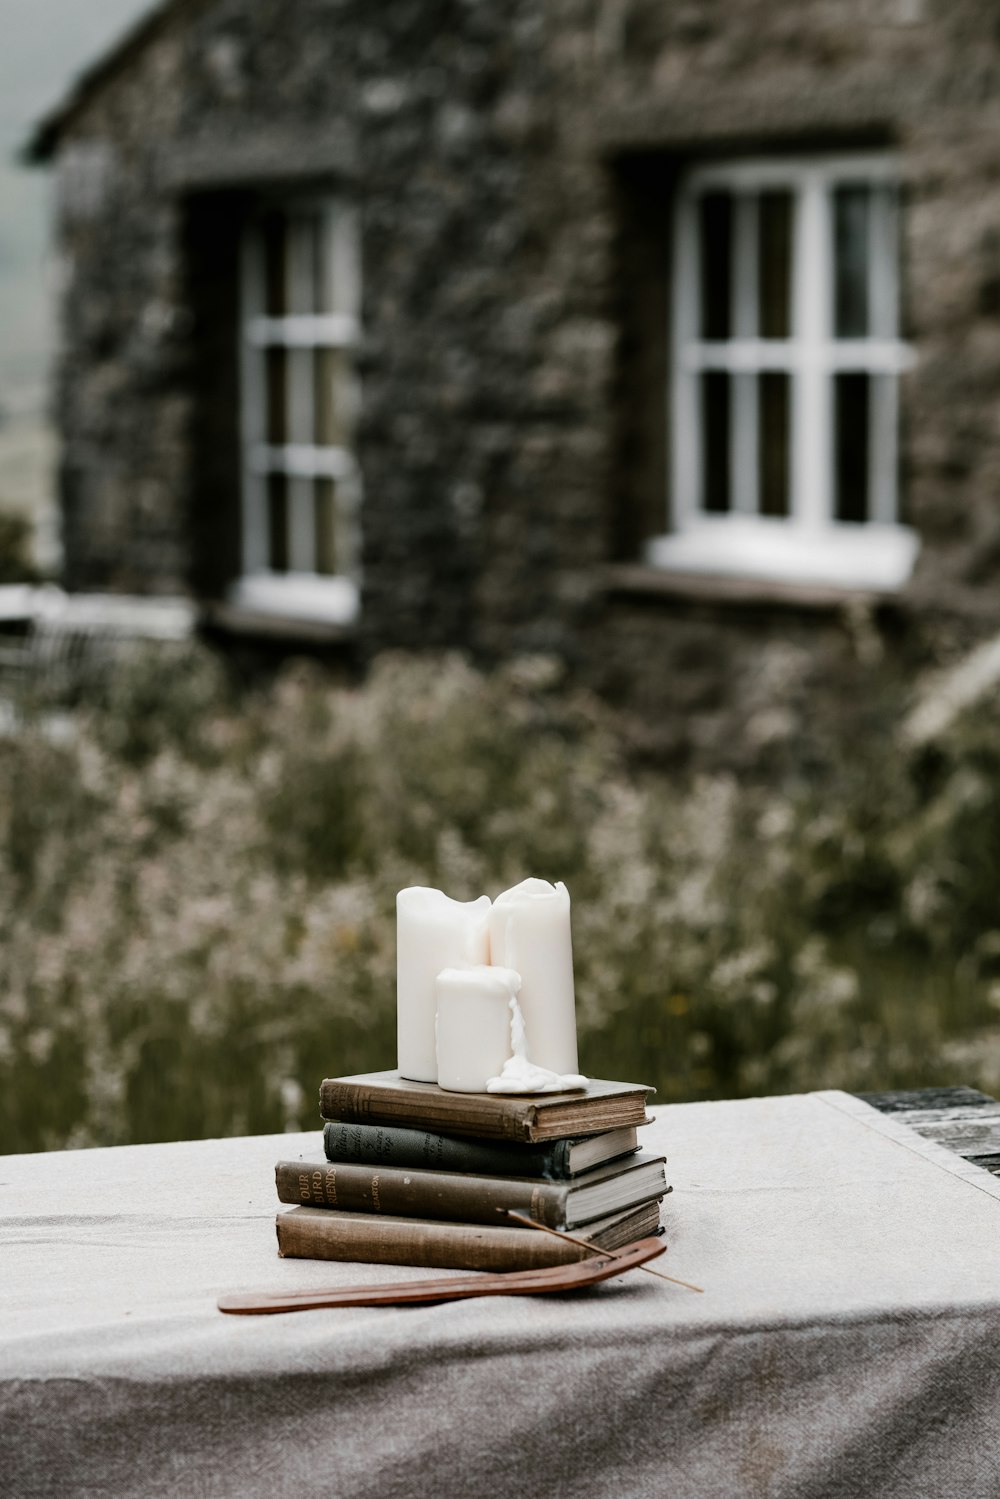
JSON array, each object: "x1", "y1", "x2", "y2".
[{"x1": 274, "y1": 1071, "x2": 667, "y2": 1270}]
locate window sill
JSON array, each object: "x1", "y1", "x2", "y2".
[
  {"x1": 202, "y1": 574, "x2": 360, "y2": 643},
  {"x1": 641, "y1": 519, "x2": 919, "y2": 596},
  {"x1": 604, "y1": 564, "x2": 902, "y2": 610}
]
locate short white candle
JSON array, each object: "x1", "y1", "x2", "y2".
[
  {"x1": 490, "y1": 877, "x2": 579, "y2": 1075},
  {"x1": 435, "y1": 965, "x2": 520, "y2": 1093},
  {"x1": 396, "y1": 887, "x2": 491, "y2": 1082}
]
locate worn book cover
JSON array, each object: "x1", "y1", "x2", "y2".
[
  {"x1": 275, "y1": 1198, "x2": 663, "y2": 1271},
  {"x1": 275, "y1": 1151, "x2": 667, "y2": 1229},
  {"x1": 319, "y1": 1071, "x2": 653, "y2": 1143},
  {"x1": 322, "y1": 1120, "x2": 641, "y2": 1179}
]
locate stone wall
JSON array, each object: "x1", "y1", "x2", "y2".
[{"x1": 46, "y1": 0, "x2": 1000, "y2": 764}]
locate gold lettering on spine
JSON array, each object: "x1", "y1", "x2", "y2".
[
  {"x1": 371, "y1": 1174, "x2": 381, "y2": 1212},
  {"x1": 298, "y1": 1172, "x2": 310, "y2": 1203},
  {"x1": 530, "y1": 1186, "x2": 543, "y2": 1225},
  {"x1": 323, "y1": 1167, "x2": 337, "y2": 1207}
]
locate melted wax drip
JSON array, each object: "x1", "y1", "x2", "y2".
[{"x1": 485, "y1": 994, "x2": 587, "y2": 1095}]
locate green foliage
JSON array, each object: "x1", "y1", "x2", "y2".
[
  {"x1": 2, "y1": 641, "x2": 1000, "y2": 1153},
  {"x1": 0, "y1": 510, "x2": 39, "y2": 584},
  {"x1": 87, "y1": 641, "x2": 236, "y2": 765}
]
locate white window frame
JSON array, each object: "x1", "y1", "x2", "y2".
[
  {"x1": 647, "y1": 154, "x2": 919, "y2": 593},
  {"x1": 232, "y1": 199, "x2": 362, "y2": 626}
]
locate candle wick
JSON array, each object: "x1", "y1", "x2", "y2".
[{"x1": 501, "y1": 1210, "x2": 704, "y2": 1293}]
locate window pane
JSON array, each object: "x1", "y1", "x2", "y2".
[
  {"x1": 266, "y1": 347, "x2": 287, "y2": 444},
  {"x1": 267, "y1": 472, "x2": 289, "y2": 571},
  {"x1": 314, "y1": 348, "x2": 355, "y2": 448},
  {"x1": 287, "y1": 213, "x2": 319, "y2": 317},
  {"x1": 758, "y1": 372, "x2": 790, "y2": 517},
  {"x1": 759, "y1": 191, "x2": 792, "y2": 340},
  {"x1": 869, "y1": 186, "x2": 898, "y2": 340},
  {"x1": 701, "y1": 371, "x2": 731, "y2": 513},
  {"x1": 834, "y1": 373, "x2": 870, "y2": 522},
  {"x1": 262, "y1": 212, "x2": 287, "y2": 317},
  {"x1": 315, "y1": 477, "x2": 338, "y2": 575},
  {"x1": 699, "y1": 192, "x2": 733, "y2": 341},
  {"x1": 895, "y1": 380, "x2": 909, "y2": 526},
  {"x1": 834, "y1": 186, "x2": 870, "y2": 338},
  {"x1": 311, "y1": 213, "x2": 328, "y2": 315}
]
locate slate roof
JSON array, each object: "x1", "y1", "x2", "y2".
[{"x1": 26, "y1": 0, "x2": 191, "y2": 162}]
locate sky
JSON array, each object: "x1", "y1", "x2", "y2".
[{"x1": 0, "y1": 0, "x2": 157, "y2": 415}]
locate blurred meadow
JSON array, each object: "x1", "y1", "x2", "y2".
[{"x1": 3, "y1": 641, "x2": 1000, "y2": 1154}]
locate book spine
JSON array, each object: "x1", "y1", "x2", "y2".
[
  {"x1": 275, "y1": 1208, "x2": 587, "y2": 1271},
  {"x1": 275, "y1": 1160, "x2": 572, "y2": 1229},
  {"x1": 318, "y1": 1079, "x2": 540, "y2": 1142},
  {"x1": 322, "y1": 1121, "x2": 570, "y2": 1179}
]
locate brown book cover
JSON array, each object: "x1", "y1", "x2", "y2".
[
  {"x1": 275, "y1": 1152, "x2": 667, "y2": 1230},
  {"x1": 275, "y1": 1198, "x2": 663, "y2": 1271},
  {"x1": 319, "y1": 1071, "x2": 653, "y2": 1143}
]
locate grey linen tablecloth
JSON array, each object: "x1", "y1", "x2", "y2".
[{"x1": 3, "y1": 1090, "x2": 1000, "y2": 1499}]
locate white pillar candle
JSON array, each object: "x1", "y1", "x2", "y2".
[
  {"x1": 489, "y1": 877, "x2": 579, "y2": 1075},
  {"x1": 435, "y1": 965, "x2": 520, "y2": 1093},
  {"x1": 396, "y1": 888, "x2": 491, "y2": 1082}
]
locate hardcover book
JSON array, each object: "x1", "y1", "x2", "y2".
[
  {"x1": 319, "y1": 1071, "x2": 653, "y2": 1143},
  {"x1": 275, "y1": 1198, "x2": 663, "y2": 1271},
  {"x1": 322, "y1": 1120, "x2": 641, "y2": 1179},
  {"x1": 275, "y1": 1151, "x2": 667, "y2": 1230}
]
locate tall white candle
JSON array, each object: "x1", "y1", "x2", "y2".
[
  {"x1": 489, "y1": 878, "x2": 579, "y2": 1075},
  {"x1": 435, "y1": 965, "x2": 520, "y2": 1093},
  {"x1": 396, "y1": 888, "x2": 491, "y2": 1082}
]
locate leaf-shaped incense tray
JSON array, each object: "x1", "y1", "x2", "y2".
[{"x1": 218, "y1": 1235, "x2": 666, "y2": 1314}]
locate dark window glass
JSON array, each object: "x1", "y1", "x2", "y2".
[
  {"x1": 265, "y1": 347, "x2": 287, "y2": 444},
  {"x1": 314, "y1": 348, "x2": 333, "y2": 448},
  {"x1": 895, "y1": 378, "x2": 909, "y2": 526},
  {"x1": 315, "y1": 478, "x2": 337, "y2": 575},
  {"x1": 262, "y1": 213, "x2": 287, "y2": 318},
  {"x1": 314, "y1": 348, "x2": 353, "y2": 449},
  {"x1": 699, "y1": 192, "x2": 733, "y2": 341},
  {"x1": 701, "y1": 371, "x2": 731, "y2": 513},
  {"x1": 759, "y1": 191, "x2": 793, "y2": 340},
  {"x1": 310, "y1": 213, "x2": 327, "y2": 315},
  {"x1": 834, "y1": 373, "x2": 870, "y2": 522},
  {"x1": 759, "y1": 372, "x2": 790, "y2": 517},
  {"x1": 834, "y1": 186, "x2": 870, "y2": 338},
  {"x1": 267, "y1": 472, "x2": 289, "y2": 570}
]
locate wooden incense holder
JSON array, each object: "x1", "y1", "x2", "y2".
[{"x1": 217, "y1": 1234, "x2": 666, "y2": 1314}]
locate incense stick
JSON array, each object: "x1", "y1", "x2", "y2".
[{"x1": 502, "y1": 1210, "x2": 703, "y2": 1293}]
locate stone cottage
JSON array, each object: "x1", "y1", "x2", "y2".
[{"x1": 27, "y1": 0, "x2": 1000, "y2": 763}]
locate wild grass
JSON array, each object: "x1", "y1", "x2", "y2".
[{"x1": 2, "y1": 643, "x2": 999, "y2": 1153}]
